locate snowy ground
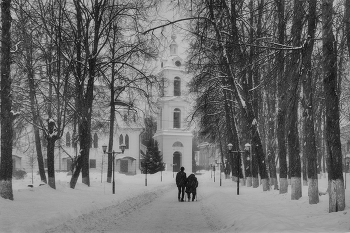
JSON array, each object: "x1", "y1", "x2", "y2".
[{"x1": 1, "y1": 170, "x2": 350, "y2": 233}]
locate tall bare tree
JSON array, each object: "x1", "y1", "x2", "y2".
[
  {"x1": 274, "y1": 0, "x2": 289, "y2": 194},
  {"x1": 286, "y1": 0, "x2": 304, "y2": 200},
  {"x1": 0, "y1": 0, "x2": 14, "y2": 200},
  {"x1": 12, "y1": 0, "x2": 48, "y2": 184},
  {"x1": 301, "y1": 0, "x2": 319, "y2": 204},
  {"x1": 322, "y1": 0, "x2": 345, "y2": 213}
]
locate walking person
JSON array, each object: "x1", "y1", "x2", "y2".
[
  {"x1": 185, "y1": 173, "x2": 199, "y2": 201},
  {"x1": 176, "y1": 167, "x2": 187, "y2": 202}
]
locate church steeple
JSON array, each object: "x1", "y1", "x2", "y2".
[{"x1": 169, "y1": 34, "x2": 178, "y2": 55}]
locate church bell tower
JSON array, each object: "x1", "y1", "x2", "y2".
[{"x1": 153, "y1": 35, "x2": 193, "y2": 173}]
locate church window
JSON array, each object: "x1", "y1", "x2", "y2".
[
  {"x1": 175, "y1": 60, "x2": 181, "y2": 67},
  {"x1": 119, "y1": 134, "x2": 124, "y2": 145},
  {"x1": 173, "y1": 108, "x2": 181, "y2": 128},
  {"x1": 93, "y1": 133, "x2": 98, "y2": 148},
  {"x1": 173, "y1": 141, "x2": 183, "y2": 147},
  {"x1": 174, "y1": 77, "x2": 181, "y2": 96},
  {"x1": 125, "y1": 134, "x2": 129, "y2": 149},
  {"x1": 66, "y1": 132, "x2": 71, "y2": 147},
  {"x1": 90, "y1": 159, "x2": 96, "y2": 168}
]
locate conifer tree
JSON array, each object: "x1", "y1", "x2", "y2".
[{"x1": 141, "y1": 140, "x2": 165, "y2": 174}]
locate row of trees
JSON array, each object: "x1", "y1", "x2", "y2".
[
  {"x1": 0, "y1": 0, "x2": 164, "y2": 200},
  {"x1": 159, "y1": 0, "x2": 347, "y2": 213}
]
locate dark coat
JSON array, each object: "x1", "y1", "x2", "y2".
[
  {"x1": 176, "y1": 171, "x2": 187, "y2": 187},
  {"x1": 185, "y1": 174, "x2": 198, "y2": 193}
]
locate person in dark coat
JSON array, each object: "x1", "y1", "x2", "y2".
[
  {"x1": 176, "y1": 167, "x2": 187, "y2": 202},
  {"x1": 185, "y1": 173, "x2": 199, "y2": 201}
]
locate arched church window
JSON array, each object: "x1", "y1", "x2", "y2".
[
  {"x1": 119, "y1": 134, "x2": 124, "y2": 145},
  {"x1": 174, "y1": 77, "x2": 181, "y2": 96},
  {"x1": 172, "y1": 141, "x2": 183, "y2": 147},
  {"x1": 66, "y1": 132, "x2": 71, "y2": 147},
  {"x1": 93, "y1": 133, "x2": 98, "y2": 148},
  {"x1": 173, "y1": 108, "x2": 181, "y2": 128},
  {"x1": 125, "y1": 134, "x2": 129, "y2": 149}
]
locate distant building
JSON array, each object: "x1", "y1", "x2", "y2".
[
  {"x1": 7, "y1": 89, "x2": 145, "y2": 176},
  {"x1": 340, "y1": 125, "x2": 350, "y2": 172},
  {"x1": 153, "y1": 35, "x2": 193, "y2": 173}
]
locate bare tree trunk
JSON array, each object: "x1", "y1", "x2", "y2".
[
  {"x1": 287, "y1": 0, "x2": 304, "y2": 200},
  {"x1": 23, "y1": 20, "x2": 47, "y2": 184},
  {"x1": 222, "y1": 70, "x2": 239, "y2": 179},
  {"x1": 107, "y1": 82, "x2": 115, "y2": 183},
  {"x1": 267, "y1": 97, "x2": 278, "y2": 189},
  {"x1": 247, "y1": 0, "x2": 263, "y2": 189},
  {"x1": 46, "y1": 119, "x2": 58, "y2": 189},
  {"x1": 275, "y1": 0, "x2": 288, "y2": 194},
  {"x1": 107, "y1": 25, "x2": 118, "y2": 183},
  {"x1": 301, "y1": 0, "x2": 319, "y2": 204},
  {"x1": 80, "y1": 0, "x2": 106, "y2": 187},
  {"x1": 81, "y1": 118, "x2": 91, "y2": 186},
  {"x1": 0, "y1": 0, "x2": 14, "y2": 201},
  {"x1": 70, "y1": 0, "x2": 83, "y2": 189},
  {"x1": 322, "y1": 0, "x2": 345, "y2": 212}
]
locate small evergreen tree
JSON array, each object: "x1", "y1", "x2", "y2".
[{"x1": 141, "y1": 140, "x2": 164, "y2": 174}]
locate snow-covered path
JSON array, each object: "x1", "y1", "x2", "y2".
[
  {"x1": 45, "y1": 182, "x2": 216, "y2": 233},
  {"x1": 101, "y1": 187, "x2": 213, "y2": 233},
  {"x1": 3, "y1": 171, "x2": 350, "y2": 233}
]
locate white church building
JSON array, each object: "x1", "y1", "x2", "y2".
[{"x1": 153, "y1": 35, "x2": 194, "y2": 174}]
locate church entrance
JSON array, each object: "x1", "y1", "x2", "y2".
[{"x1": 173, "y1": 152, "x2": 181, "y2": 172}]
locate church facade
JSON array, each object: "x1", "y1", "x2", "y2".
[{"x1": 153, "y1": 36, "x2": 193, "y2": 173}]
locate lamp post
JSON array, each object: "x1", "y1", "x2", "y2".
[
  {"x1": 161, "y1": 162, "x2": 165, "y2": 182},
  {"x1": 145, "y1": 158, "x2": 153, "y2": 186},
  {"x1": 244, "y1": 143, "x2": 252, "y2": 187},
  {"x1": 101, "y1": 152, "x2": 104, "y2": 183},
  {"x1": 215, "y1": 158, "x2": 227, "y2": 186},
  {"x1": 215, "y1": 159, "x2": 220, "y2": 186},
  {"x1": 213, "y1": 163, "x2": 216, "y2": 182},
  {"x1": 210, "y1": 164, "x2": 213, "y2": 178},
  {"x1": 228, "y1": 143, "x2": 245, "y2": 195},
  {"x1": 102, "y1": 144, "x2": 126, "y2": 194},
  {"x1": 172, "y1": 163, "x2": 177, "y2": 178}
]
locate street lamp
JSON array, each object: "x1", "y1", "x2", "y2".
[
  {"x1": 102, "y1": 143, "x2": 126, "y2": 194},
  {"x1": 161, "y1": 162, "x2": 165, "y2": 182},
  {"x1": 215, "y1": 158, "x2": 227, "y2": 187},
  {"x1": 213, "y1": 163, "x2": 216, "y2": 182},
  {"x1": 101, "y1": 152, "x2": 104, "y2": 183},
  {"x1": 244, "y1": 143, "x2": 252, "y2": 187},
  {"x1": 228, "y1": 143, "x2": 245, "y2": 195},
  {"x1": 215, "y1": 159, "x2": 220, "y2": 186},
  {"x1": 145, "y1": 158, "x2": 153, "y2": 186}
]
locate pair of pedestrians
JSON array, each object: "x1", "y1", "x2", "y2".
[{"x1": 176, "y1": 167, "x2": 199, "y2": 202}]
